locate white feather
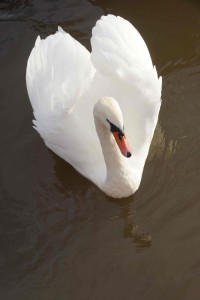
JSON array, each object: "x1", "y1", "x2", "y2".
[{"x1": 26, "y1": 15, "x2": 162, "y2": 197}]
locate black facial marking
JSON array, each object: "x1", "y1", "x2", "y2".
[{"x1": 106, "y1": 119, "x2": 124, "y2": 137}]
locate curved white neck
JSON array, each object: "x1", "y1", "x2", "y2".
[{"x1": 94, "y1": 118, "x2": 138, "y2": 198}]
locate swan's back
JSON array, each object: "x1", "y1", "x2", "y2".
[{"x1": 26, "y1": 15, "x2": 162, "y2": 187}]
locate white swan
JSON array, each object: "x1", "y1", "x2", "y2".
[{"x1": 26, "y1": 15, "x2": 162, "y2": 198}]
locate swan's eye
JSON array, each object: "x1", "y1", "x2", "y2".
[{"x1": 106, "y1": 118, "x2": 124, "y2": 136}]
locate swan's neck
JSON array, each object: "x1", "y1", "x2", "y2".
[{"x1": 95, "y1": 119, "x2": 138, "y2": 198}]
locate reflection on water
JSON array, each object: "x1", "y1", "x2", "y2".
[{"x1": 1, "y1": 0, "x2": 200, "y2": 299}]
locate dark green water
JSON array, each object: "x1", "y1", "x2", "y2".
[{"x1": 1, "y1": 0, "x2": 200, "y2": 299}]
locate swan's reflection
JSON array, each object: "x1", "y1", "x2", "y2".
[
  {"x1": 52, "y1": 152, "x2": 153, "y2": 251},
  {"x1": 107, "y1": 195, "x2": 152, "y2": 251}
]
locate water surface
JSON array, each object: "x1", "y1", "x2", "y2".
[{"x1": 1, "y1": 0, "x2": 200, "y2": 299}]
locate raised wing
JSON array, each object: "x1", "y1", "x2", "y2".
[
  {"x1": 91, "y1": 15, "x2": 161, "y2": 94},
  {"x1": 91, "y1": 15, "x2": 162, "y2": 175},
  {"x1": 26, "y1": 27, "x2": 95, "y2": 128},
  {"x1": 26, "y1": 28, "x2": 106, "y2": 185}
]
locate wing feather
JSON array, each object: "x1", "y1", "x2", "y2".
[
  {"x1": 91, "y1": 15, "x2": 162, "y2": 97},
  {"x1": 26, "y1": 28, "x2": 94, "y2": 115},
  {"x1": 26, "y1": 28, "x2": 105, "y2": 185},
  {"x1": 91, "y1": 15, "x2": 162, "y2": 173}
]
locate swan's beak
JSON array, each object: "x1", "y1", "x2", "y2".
[{"x1": 112, "y1": 132, "x2": 132, "y2": 158}]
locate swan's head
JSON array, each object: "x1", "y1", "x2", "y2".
[{"x1": 94, "y1": 97, "x2": 132, "y2": 158}]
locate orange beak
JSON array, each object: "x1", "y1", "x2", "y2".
[{"x1": 112, "y1": 132, "x2": 132, "y2": 158}]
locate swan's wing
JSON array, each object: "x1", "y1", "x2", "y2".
[
  {"x1": 26, "y1": 28, "x2": 106, "y2": 185},
  {"x1": 91, "y1": 14, "x2": 161, "y2": 94},
  {"x1": 26, "y1": 27, "x2": 94, "y2": 116},
  {"x1": 91, "y1": 15, "x2": 162, "y2": 174}
]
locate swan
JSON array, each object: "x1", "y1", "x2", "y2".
[{"x1": 26, "y1": 14, "x2": 162, "y2": 198}]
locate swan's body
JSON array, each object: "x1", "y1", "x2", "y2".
[{"x1": 26, "y1": 15, "x2": 162, "y2": 198}]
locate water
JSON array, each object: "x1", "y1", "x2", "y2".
[{"x1": 1, "y1": 0, "x2": 200, "y2": 299}]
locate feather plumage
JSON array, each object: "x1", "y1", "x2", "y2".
[{"x1": 26, "y1": 15, "x2": 162, "y2": 196}]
